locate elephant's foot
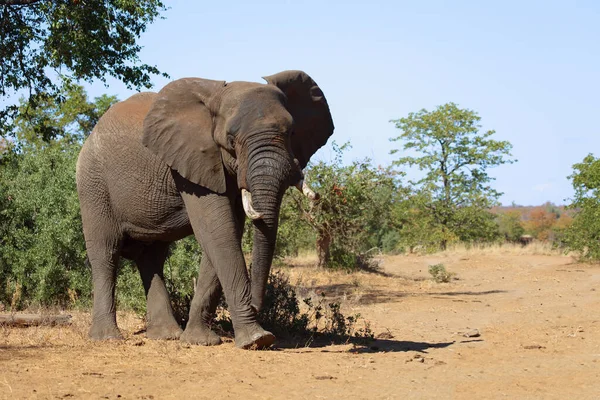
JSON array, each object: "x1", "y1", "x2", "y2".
[
  {"x1": 89, "y1": 323, "x2": 124, "y2": 341},
  {"x1": 146, "y1": 322, "x2": 183, "y2": 340},
  {"x1": 180, "y1": 325, "x2": 222, "y2": 346},
  {"x1": 234, "y1": 323, "x2": 275, "y2": 350}
]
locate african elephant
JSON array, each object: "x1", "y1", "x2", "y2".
[{"x1": 76, "y1": 70, "x2": 334, "y2": 349}]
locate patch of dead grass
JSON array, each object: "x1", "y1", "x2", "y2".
[
  {"x1": 440, "y1": 242, "x2": 568, "y2": 257},
  {"x1": 0, "y1": 311, "x2": 147, "y2": 349},
  {"x1": 276, "y1": 254, "x2": 418, "y2": 309}
]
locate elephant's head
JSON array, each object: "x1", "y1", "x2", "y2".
[{"x1": 141, "y1": 70, "x2": 334, "y2": 312}]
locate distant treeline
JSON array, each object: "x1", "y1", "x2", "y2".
[{"x1": 492, "y1": 203, "x2": 574, "y2": 243}]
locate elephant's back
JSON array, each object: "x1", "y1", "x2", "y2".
[
  {"x1": 93, "y1": 92, "x2": 157, "y2": 143},
  {"x1": 80, "y1": 92, "x2": 159, "y2": 165},
  {"x1": 78, "y1": 91, "x2": 159, "y2": 180}
]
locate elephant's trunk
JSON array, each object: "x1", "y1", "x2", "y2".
[
  {"x1": 244, "y1": 138, "x2": 293, "y2": 312},
  {"x1": 250, "y1": 214, "x2": 279, "y2": 313}
]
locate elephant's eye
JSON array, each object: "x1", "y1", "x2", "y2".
[{"x1": 227, "y1": 135, "x2": 235, "y2": 149}]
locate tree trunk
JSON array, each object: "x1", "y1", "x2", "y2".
[
  {"x1": 440, "y1": 224, "x2": 448, "y2": 251},
  {"x1": 317, "y1": 229, "x2": 331, "y2": 268}
]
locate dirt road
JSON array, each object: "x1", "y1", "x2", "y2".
[{"x1": 2, "y1": 250, "x2": 599, "y2": 399}]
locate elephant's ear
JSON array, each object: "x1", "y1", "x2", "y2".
[
  {"x1": 263, "y1": 70, "x2": 334, "y2": 168},
  {"x1": 142, "y1": 78, "x2": 227, "y2": 193}
]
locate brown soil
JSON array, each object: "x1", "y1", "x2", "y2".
[{"x1": 2, "y1": 250, "x2": 600, "y2": 399}]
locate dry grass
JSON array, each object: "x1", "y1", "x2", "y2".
[
  {"x1": 0, "y1": 311, "x2": 146, "y2": 349},
  {"x1": 276, "y1": 252, "x2": 415, "y2": 310},
  {"x1": 437, "y1": 241, "x2": 568, "y2": 257},
  {"x1": 275, "y1": 243, "x2": 573, "y2": 309},
  {"x1": 283, "y1": 242, "x2": 568, "y2": 265},
  {"x1": 281, "y1": 250, "x2": 319, "y2": 267}
]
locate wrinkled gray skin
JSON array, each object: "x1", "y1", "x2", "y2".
[{"x1": 76, "y1": 70, "x2": 334, "y2": 349}]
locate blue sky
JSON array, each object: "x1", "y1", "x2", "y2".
[{"x1": 80, "y1": 1, "x2": 599, "y2": 206}]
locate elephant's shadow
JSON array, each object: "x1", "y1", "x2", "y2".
[{"x1": 272, "y1": 333, "x2": 456, "y2": 353}]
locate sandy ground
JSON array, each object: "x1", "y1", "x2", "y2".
[{"x1": 1, "y1": 249, "x2": 600, "y2": 399}]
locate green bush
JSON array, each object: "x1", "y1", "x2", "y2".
[
  {"x1": 256, "y1": 270, "x2": 310, "y2": 334},
  {"x1": 116, "y1": 261, "x2": 146, "y2": 315},
  {"x1": 164, "y1": 237, "x2": 202, "y2": 325},
  {"x1": 428, "y1": 263, "x2": 456, "y2": 283},
  {"x1": 0, "y1": 139, "x2": 90, "y2": 309},
  {"x1": 288, "y1": 142, "x2": 401, "y2": 269},
  {"x1": 0, "y1": 84, "x2": 116, "y2": 310}
]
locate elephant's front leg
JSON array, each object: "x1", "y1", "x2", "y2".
[
  {"x1": 180, "y1": 190, "x2": 275, "y2": 349},
  {"x1": 180, "y1": 254, "x2": 223, "y2": 346}
]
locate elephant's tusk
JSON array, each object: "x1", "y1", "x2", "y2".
[
  {"x1": 241, "y1": 189, "x2": 263, "y2": 220},
  {"x1": 295, "y1": 179, "x2": 320, "y2": 201}
]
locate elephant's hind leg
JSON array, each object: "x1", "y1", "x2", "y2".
[
  {"x1": 134, "y1": 242, "x2": 183, "y2": 340},
  {"x1": 85, "y1": 235, "x2": 123, "y2": 341},
  {"x1": 180, "y1": 254, "x2": 222, "y2": 346},
  {"x1": 78, "y1": 171, "x2": 124, "y2": 340}
]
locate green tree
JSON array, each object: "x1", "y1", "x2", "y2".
[
  {"x1": 388, "y1": 189, "x2": 502, "y2": 253},
  {"x1": 496, "y1": 210, "x2": 525, "y2": 242},
  {"x1": 390, "y1": 102, "x2": 514, "y2": 250},
  {"x1": 391, "y1": 190, "x2": 448, "y2": 253},
  {"x1": 562, "y1": 154, "x2": 600, "y2": 260},
  {"x1": 0, "y1": 0, "x2": 168, "y2": 137},
  {"x1": 452, "y1": 203, "x2": 501, "y2": 243}
]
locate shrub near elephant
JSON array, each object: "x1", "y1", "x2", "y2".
[{"x1": 76, "y1": 71, "x2": 334, "y2": 349}]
